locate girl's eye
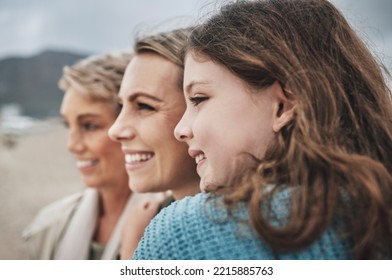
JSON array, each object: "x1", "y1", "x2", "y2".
[
  {"x1": 137, "y1": 102, "x2": 155, "y2": 111},
  {"x1": 189, "y1": 96, "x2": 208, "y2": 106}
]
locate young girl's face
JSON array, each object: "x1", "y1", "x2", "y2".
[{"x1": 175, "y1": 53, "x2": 283, "y2": 191}]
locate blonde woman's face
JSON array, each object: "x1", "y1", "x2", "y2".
[
  {"x1": 60, "y1": 89, "x2": 128, "y2": 189},
  {"x1": 109, "y1": 53, "x2": 199, "y2": 195},
  {"x1": 175, "y1": 53, "x2": 277, "y2": 190}
]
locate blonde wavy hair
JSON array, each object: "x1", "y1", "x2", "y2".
[{"x1": 58, "y1": 52, "x2": 133, "y2": 107}]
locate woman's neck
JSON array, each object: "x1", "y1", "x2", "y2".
[
  {"x1": 94, "y1": 181, "x2": 131, "y2": 244},
  {"x1": 98, "y1": 184, "x2": 131, "y2": 217}
]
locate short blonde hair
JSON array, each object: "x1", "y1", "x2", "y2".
[{"x1": 58, "y1": 52, "x2": 132, "y2": 104}]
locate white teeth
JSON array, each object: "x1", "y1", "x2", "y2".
[
  {"x1": 76, "y1": 160, "x2": 96, "y2": 168},
  {"x1": 195, "y1": 153, "x2": 206, "y2": 164},
  {"x1": 125, "y1": 153, "x2": 153, "y2": 164}
]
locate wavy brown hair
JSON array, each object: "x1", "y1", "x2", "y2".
[{"x1": 188, "y1": 0, "x2": 392, "y2": 259}]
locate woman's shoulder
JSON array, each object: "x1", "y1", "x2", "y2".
[
  {"x1": 23, "y1": 191, "x2": 83, "y2": 239},
  {"x1": 22, "y1": 191, "x2": 85, "y2": 259}
]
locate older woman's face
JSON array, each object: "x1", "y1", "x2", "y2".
[
  {"x1": 109, "y1": 53, "x2": 198, "y2": 194},
  {"x1": 61, "y1": 89, "x2": 128, "y2": 189}
]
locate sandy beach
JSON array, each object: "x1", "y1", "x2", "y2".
[{"x1": 0, "y1": 120, "x2": 82, "y2": 259}]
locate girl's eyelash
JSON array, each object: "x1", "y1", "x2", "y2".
[{"x1": 189, "y1": 96, "x2": 208, "y2": 106}]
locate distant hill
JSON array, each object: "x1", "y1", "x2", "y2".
[{"x1": 0, "y1": 50, "x2": 88, "y2": 118}]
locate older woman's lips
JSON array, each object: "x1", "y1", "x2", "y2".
[{"x1": 76, "y1": 159, "x2": 99, "y2": 171}]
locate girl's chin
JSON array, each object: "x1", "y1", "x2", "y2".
[{"x1": 199, "y1": 176, "x2": 215, "y2": 192}]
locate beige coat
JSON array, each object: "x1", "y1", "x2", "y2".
[{"x1": 23, "y1": 189, "x2": 146, "y2": 259}]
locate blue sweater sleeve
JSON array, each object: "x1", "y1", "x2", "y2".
[{"x1": 133, "y1": 193, "x2": 352, "y2": 260}]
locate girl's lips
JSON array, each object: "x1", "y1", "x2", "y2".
[
  {"x1": 196, "y1": 157, "x2": 207, "y2": 176},
  {"x1": 188, "y1": 149, "x2": 205, "y2": 163},
  {"x1": 188, "y1": 149, "x2": 207, "y2": 174},
  {"x1": 195, "y1": 153, "x2": 206, "y2": 164}
]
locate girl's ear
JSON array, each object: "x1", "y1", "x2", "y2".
[{"x1": 271, "y1": 82, "x2": 296, "y2": 132}]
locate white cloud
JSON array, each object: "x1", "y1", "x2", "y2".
[
  {"x1": 1, "y1": 9, "x2": 48, "y2": 57},
  {"x1": 0, "y1": 0, "x2": 205, "y2": 58}
]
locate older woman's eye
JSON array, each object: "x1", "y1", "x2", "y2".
[
  {"x1": 83, "y1": 123, "x2": 100, "y2": 131},
  {"x1": 137, "y1": 102, "x2": 155, "y2": 111},
  {"x1": 189, "y1": 96, "x2": 208, "y2": 106}
]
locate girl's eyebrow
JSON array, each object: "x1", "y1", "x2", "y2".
[{"x1": 184, "y1": 80, "x2": 211, "y2": 95}]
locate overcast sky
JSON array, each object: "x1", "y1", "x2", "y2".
[{"x1": 0, "y1": 0, "x2": 391, "y2": 69}]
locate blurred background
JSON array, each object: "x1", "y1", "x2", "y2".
[{"x1": 0, "y1": 0, "x2": 391, "y2": 259}]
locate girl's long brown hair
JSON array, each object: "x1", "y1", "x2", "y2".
[{"x1": 189, "y1": 0, "x2": 392, "y2": 259}]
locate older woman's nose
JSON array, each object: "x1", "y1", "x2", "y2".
[{"x1": 67, "y1": 129, "x2": 85, "y2": 154}]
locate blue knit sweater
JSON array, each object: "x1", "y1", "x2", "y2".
[{"x1": 133, "y1": 192, "x2": 352, "y2": 259}]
